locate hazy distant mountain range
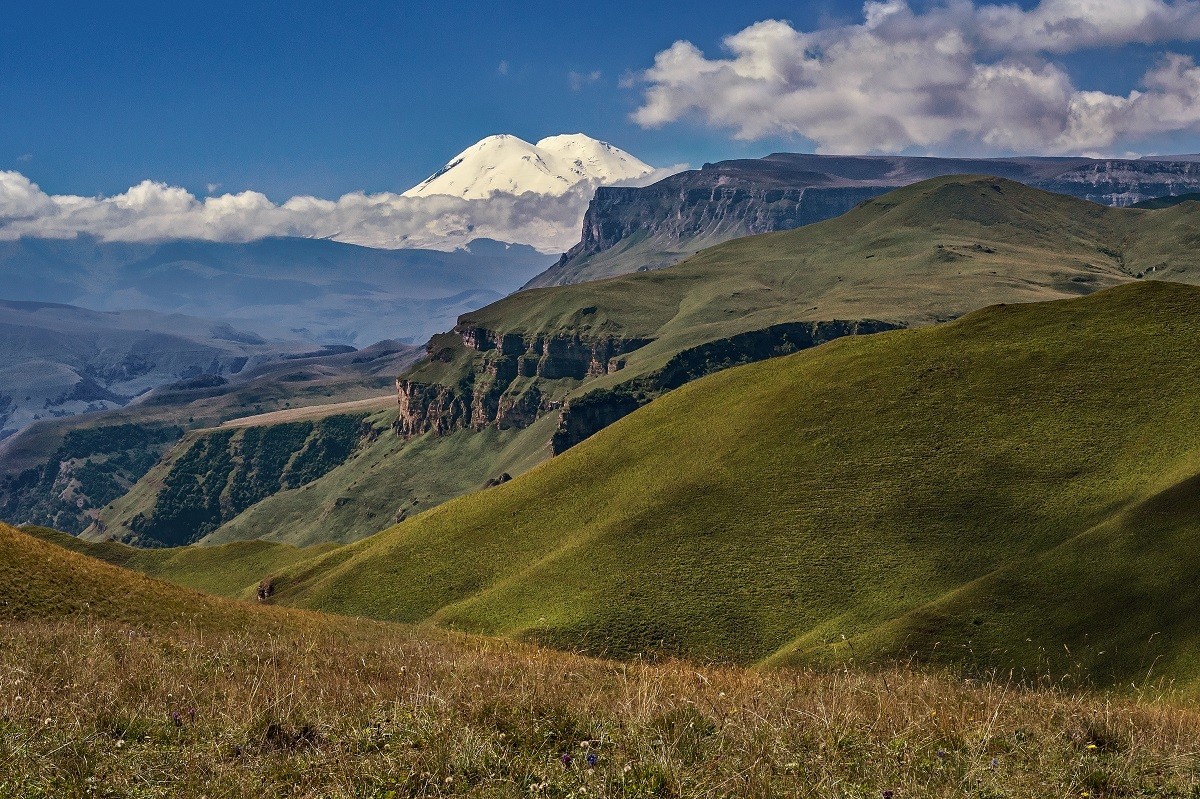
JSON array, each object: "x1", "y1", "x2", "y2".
[
  {"x1": 0, "y1": 235, "x2": 553, "y2": 346},
  {"x1": 0, "y1": 300, "x2": 336, "y2": 439}
]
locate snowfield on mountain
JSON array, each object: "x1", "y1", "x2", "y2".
[{"x1": 402, "y1": 133, "x2": 654, "y2": 199}]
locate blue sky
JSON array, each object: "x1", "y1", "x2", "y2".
[
  {"x1": 5, "y1": 0, "x2": 1200, "y2": 202},
  {"x1": 0, "y1": 1, "x2": 822, "y2": 199}
]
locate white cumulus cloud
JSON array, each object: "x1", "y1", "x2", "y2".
[
  {"x1": 0, "y1": 166, "x2": 684, "y2": 253},
  {"x1": 632, "y1": 0, "x2": 1200, "y2": 154}
]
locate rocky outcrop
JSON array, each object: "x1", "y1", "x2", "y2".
[
  {"x1": 395, "y1": 326, "x2": 652, "y2": 438},
  {"x1": 1036, "y1": 160, "x2": 1200, "y2": 206},
  {"x1": 395, "y1": 317, "x2": 904, "y2": 455},
  {"x1": 552, "y1": 390, "x2": 645, "y2": 454},
  {"x1": 524, "y1": 153, "x2": 1200, "y2": 289},
  {"x1": 551, "y1": 319, "x2": 904, "y2": 453},
  {"x1": 395, "y1": 381, "x2": 471, "y2": 437},
  {"x1": 457, "y1": 326, "x2": 652, "y2": 380}
]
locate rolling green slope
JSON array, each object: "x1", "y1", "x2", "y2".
[
  {"x1": 269, "y1": 281, "x2": 1200, "y2": 685},
  {"x1": 462, "y1": 176, "x2": 1161, "y2": 369},
  {"x1": 0, "y1": 522, "x2": 277, "y2": 627},
  {"x1": 83, "y1": 406, "x2": 557, "y2": 548},
  {"x1": 399, "y1": 176, "x2": 1200, "y2": 471},
  {"x1": 58, "y1": 177, "x2": 1200, "y2": 551},
  {"x1": 19, "y1": 525, "x2": 328, "y2": 599},
  {"x1": 85, "y1": 411, "x2": 379, "y2": 547},
  {"x1": 200, "y1": 411, "x2": 557, "y2": 547}
]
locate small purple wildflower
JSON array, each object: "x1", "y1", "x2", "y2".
[
  {"x1": 586, "y1": 751, "x2": 598, "y2": 768},
  {"x1": 990, "y1": 757, "x2": 999, "y2": 769},
  {"x1": 560, "y1": 753, "x2": 573, "y2": 768},
  {"x1": 882, "y1": 791, "x2": 895, "y2": 799},
  {"x1": 936, "y1": 749, "x2": 947, "y2": 759},
  {"x1": 169, "y1": 710, "x2": 183, "y2": 727}
]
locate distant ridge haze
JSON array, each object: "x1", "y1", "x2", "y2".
[{"x1": 0, "y1": 235, "x2": 554, "y2": 347}]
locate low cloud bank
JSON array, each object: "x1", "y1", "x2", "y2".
[{"x1": 0, "y1": 166, "x2": 684, "y2": 253}]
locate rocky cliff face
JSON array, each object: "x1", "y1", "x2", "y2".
[
  {"x1": 1036, "y1": 160, "x2": 1200, "y2": 206},
  {"x1": 544, "y1": 183, "x2": 890, "y2": 282},
  {"x1": 395, "y1": 327, "x2": 652, "y2": 438},
  {"x1": 524, "y1": 153, "x2": 1200, "y2": 289},
  {"x1": 551, "y1": 319, "x2": 904, "y2": 453},
  {"x1": 396, "y1": 318, "x2": 902, "y2": 451}
]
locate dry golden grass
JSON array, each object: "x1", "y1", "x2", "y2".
[{"x1": 4, "y1": 617, "x2": 1200, "y2": 798}]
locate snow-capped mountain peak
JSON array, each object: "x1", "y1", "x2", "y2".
[{"x1": 402, "y1": 133, "x2": 653, "y2": 200}]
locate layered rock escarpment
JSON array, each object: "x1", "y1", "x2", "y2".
[
  {"x1": 525, "y1": 159, "x2": 894, "y2": 288},
  {"x1": 563, "y1": 183, "x2": 888, "y2": 267},
  {"x1": 395, "y1": 327, "x2": 652, "y2": 438},
  {"x1": 1036, "y1": 159, "x2": 1200, "y2": 206},
  {"x1": 395, "y1": 318, "x2": 903, "y2": 451},
  {"x1": 524, "y1": 153, "x2": 1200, "y2": 289},
  {"x1": 550, "y1": 319, "x2": 903, "y2": 453}
]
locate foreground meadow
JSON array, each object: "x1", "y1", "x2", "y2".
[{"x1": 3, "y1": 617, "x2": 1200, "y2": 798}]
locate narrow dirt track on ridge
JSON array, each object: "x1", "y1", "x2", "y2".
[{"x1": 219, "y1": 396, "x2": 395, "y2": 428}]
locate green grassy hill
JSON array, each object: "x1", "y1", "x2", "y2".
[
  {"x1": 0, "y1": 521, "x2": 279, "y2": 627},
  {"x1": 84, "y1": 411, "x2": 380, "y2": 547},
  {"x1": 14, "y1": 519, "x2": 1200, "y2": 796},
  {"x1": 55, "y1": 177, "x2": 1200, "y2": 551},
  {"x1": 263, "y1": 281, "x2": 1200, "y2": 686},
  {"x1": 460, "y1": 175, "x2": 1179, "y2": 365},
  {"x1": 19, "y1": 524, "x2": 328, "y2": 599},
  {"x1": 398, "y1": 175, "x2": 1200, "y2": 478},
  {"x1": 198, "y1": 411, "x2": 557, "y2": 546},
  {"x1": 80, "y1": 405, "x2": 557, "y2": 548}
]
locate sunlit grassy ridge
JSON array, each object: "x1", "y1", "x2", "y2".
[
  {"x1": 19, "y1": 525, "x2": 326, "y2": 599},
  {"x1": 8, "y1": 522, "x2": 1200, "y2": 797},
  {"x1": 264, "y1": 281, "x2": 1200, "y2": 686},
  {"x1": 0, "y1": 522, "x2": 285, "y2": 628}
]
